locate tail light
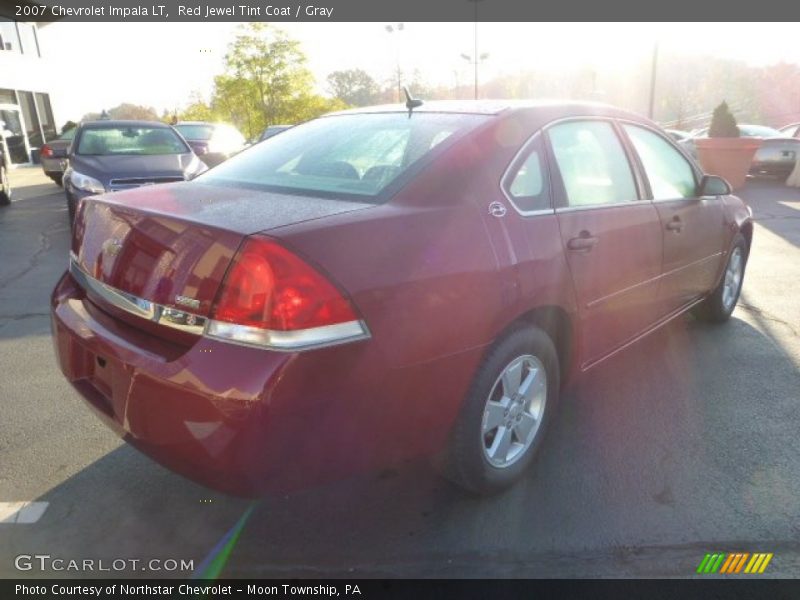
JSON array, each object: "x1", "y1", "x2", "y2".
[
  {"x1": 41, "y1": 144, "x2": 53, "y2": 158},
  {"x1": 206, "y1": 236, "x2": 369, "y2": 351}
]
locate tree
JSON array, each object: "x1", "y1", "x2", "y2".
[
  {"x1": 178, "y1": 92, "x2": 216, "y2": 123},
  {"x1": 708, "y1": 101, "x2": 740, "y2": 138},
  {"x1": 176, "y1": 23, "x2": 349, "y2": 138},
  {"x1": 327, "y1": 69, "x2": 380, "y2": 107},
  {"x1": 211, "y1": 23, "x2": 326, "y2": 138},
  {"x1": 81, "y1": 103, "x2": 159, "y2": 122}
]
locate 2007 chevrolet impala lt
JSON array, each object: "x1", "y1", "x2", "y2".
[{"x1": 51, "y1": 100, "x2": 752, "y2": 495}]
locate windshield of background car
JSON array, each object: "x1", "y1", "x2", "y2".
[
  {"x1": 76, "y1": 126, "x2": 189, "y2": 156},
  {"x1": 198, "y1": 112, "x2": 489, "y2": 199},
  {"x1": 60, "y1": 128, "x2": 76, "y2": 141},
  {"x1": 175, "y1": 124, "x2": 215, "y2": 140},
  {"x1": 739, "y1": 125, "x2": 782, "y2": 138}
]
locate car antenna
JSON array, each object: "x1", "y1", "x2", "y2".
[{"x1": 403, "y1": 86, "x2": 423, "y2": 118}]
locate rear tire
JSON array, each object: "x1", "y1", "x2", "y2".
[
  {"x1": 51, "y1": 174, "x2": 63, "y2": 187},
  {"x1": 441, "y1": 325, "x2": 559, "y2": 495},
  {"x1": 693, "y1": 233, "x2": 748, "y2": 323},
  {"x1": 0, "y1": 165, "x2": 10, "y2": 206}
]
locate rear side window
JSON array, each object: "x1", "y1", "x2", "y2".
[
  {"x1": 175, "y1": 124, "x2": 214, "y2": 141},
  {"x1": 198, "y1": 112, "x2": 489, "y2": 200},
  {"x1": 547, "y1": 120, "x2": 638, "y2": 207},
  {"x1": 623, "y1": 124, "x2": 696, "y2": 200},
  {"x1": 504, "y1": 135, "x2": 550, "y2": 213}
]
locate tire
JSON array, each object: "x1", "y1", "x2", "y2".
[
  {"x1": 0, "y1": 165, "x2": 10, "y2": 206},
  {"x1": 51, "y1": 174, "x2": 63, "y2": 187},
  {"x1": 66, "y1": 192, "x2": 76, "y2": 223},
  {"x1": 442, "y1": 325, "x2": 560, "y2": 495},
  {"x1": 692, "y1": 233, "x2": 748, "y2": 323}
]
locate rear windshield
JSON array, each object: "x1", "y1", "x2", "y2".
[
  {"x1": 76, "y1": 126, "x2": 188, "y2": 156},
  {"x1": 198, "y1": 112, "x2": 489, "y2": 199},
  {"x1": 175, "y1": 124, "x2": 215, "y2": 141}
]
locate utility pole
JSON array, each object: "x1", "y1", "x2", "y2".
[{"x1": 466, "y1": 0, "x2": 485, "y2": 99}]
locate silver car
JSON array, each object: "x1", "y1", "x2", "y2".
[{"x1": 680, "y1": 124, "x2": 800, "y2": 178}]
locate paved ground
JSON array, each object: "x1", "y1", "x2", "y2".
[{"x1": 0, "y1": 166, "x2": 798, "y2": 578}]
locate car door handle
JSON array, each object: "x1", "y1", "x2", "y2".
[
  {"x1": 566, "y1": 232, "x2": 599, "y2": 251},
  {"x1": 666, "y1": 217, "x2": 683, "y2": 232}
]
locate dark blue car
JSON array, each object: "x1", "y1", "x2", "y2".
[{"x1": 64, "y1": 120, "x2": 207, "y2": 221}]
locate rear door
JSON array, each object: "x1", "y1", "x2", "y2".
[
  {"x1": 620, "y1": 123, "x2": 725, "y2": 313},
  {"x1": 547, "y1": 119, "x2": 663, "y2": 368}
]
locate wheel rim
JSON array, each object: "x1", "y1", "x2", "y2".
[
  {"x1": 481, "y1": 354, "x2": 547, "y2": 469},
  {"x1": 722, "y1": 246, "x2": 743, "y2": 311}
]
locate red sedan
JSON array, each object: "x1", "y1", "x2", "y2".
[{"x1": 51, "y1": 101, "x2": 753, "y2": 496}]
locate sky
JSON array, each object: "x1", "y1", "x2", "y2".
[{"x1": 35, "y1": 22, "x2": 800, "y2": 126}]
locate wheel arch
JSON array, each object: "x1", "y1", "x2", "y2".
[{"x1": 500, "y1": 305, "x2": 575, "y2": 383}]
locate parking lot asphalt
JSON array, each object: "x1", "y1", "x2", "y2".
[{"x1": 0, "y1": 167, "x2": 798, "y2": 578}]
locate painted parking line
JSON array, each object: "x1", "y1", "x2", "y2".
[{"x1": 0, "y1": 502, "x2": 49, "y2": 524}]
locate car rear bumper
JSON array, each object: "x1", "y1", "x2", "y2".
[
  {"x1": 40, "y1": 157, "x2": 64, "y2": 175},
  {"x1": 51, "y1": 271, "x2": 478, "y2": 495},
  {"x1": 750, "y1": 160, "x2": 794, "y2": 176}
]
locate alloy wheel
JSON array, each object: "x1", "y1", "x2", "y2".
[{"x1": 481, "y1": 354, "x2": 547, "y2": 468}]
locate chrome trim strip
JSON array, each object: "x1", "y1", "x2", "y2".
[
  {"x1": 205, "y1": 319, "x2": 370, "y2": 351},
  {"x1": 68, "y1": 258, "x2": 370, "y2": 350},
  {"x1": 70, "y1": 259, "x2": 159, "y2": 322},
  {"x1": 69, "y1": 258, "x2": 206, "y2": 335}
]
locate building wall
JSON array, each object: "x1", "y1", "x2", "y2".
[{"x1": 0, "y1": 20, "x2": 57, "y2": 164}]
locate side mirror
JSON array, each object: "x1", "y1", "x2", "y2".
[{"x1": 698, "y1": 174, "x2": 731, "y2": 197}]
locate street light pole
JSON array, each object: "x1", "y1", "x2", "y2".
[
  {"x1": 648, "y1": 41, "x2": 659, "y2": 120},
  {"x1": 385, "y1": 23, "x2": 404, "y2": 103}
]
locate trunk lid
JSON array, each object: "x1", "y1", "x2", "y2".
[{"x1": 71, "y1": 181, "x2": 374, "y2": 324}]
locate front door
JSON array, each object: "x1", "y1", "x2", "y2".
[{"x1": 621, "y1": 123, "x2": 726, "y2": 313}]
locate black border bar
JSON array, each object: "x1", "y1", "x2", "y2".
[
  {"x1": 3, "y1": 579, "x2": 800, "y2": 599},
  {"x1": 4, "y1": 0, "x2": 800, "y2": 22}
]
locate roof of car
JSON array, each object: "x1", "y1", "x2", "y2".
[
  {"x1": 328, "y1": 99, "x2": 645, "y2": 119},
  {"x1": 80, "y1": 120, "x2": 172, "y2": 128}
]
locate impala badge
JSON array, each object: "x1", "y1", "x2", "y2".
[{"x1": 175, "y1": 295, "x2": 200, "y2": 310}]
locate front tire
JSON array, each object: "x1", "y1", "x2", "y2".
[
  {"x1": 0, "y1": 165, "x2": 10, "y2": 206},
  {"x1": 693, "y1": 233, "x2": 748, "y2": 323},
  {"x1": 442, "y1": 325, "x2": 559, "y2": 495},
  {"x1": 66, "y1": 192, "x2": 76, "y2": 223}
]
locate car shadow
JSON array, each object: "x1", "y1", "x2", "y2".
[
  {"x1": 739, "y1": 178, "x2": 800, "y2": 249},
  {"x1": 9, "y1": 311, "x2": 798, "y2": 578}
]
